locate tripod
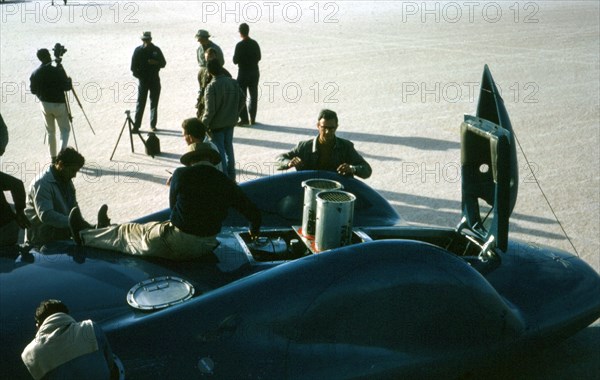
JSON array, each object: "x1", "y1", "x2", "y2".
[
  {"x1": 110, "y1": 110, "x2": 147, "y2": 161},
  {"x1": 62, "y1": 60, "x2": 95, "y2": 141}
]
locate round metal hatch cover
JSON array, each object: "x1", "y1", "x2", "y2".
[{"x1": 127, "y1": 276, "x2": 195, "y2": 310}]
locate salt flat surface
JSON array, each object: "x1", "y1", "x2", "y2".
[{"x1": 1, "y1": 1, "x2": 598, "y2": 378}]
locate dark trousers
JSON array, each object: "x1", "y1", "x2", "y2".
[
  {"x1": 134, "y1": 78, "x2": 161, "y2": 130},
  {"x1": 238, "y1": 77, "x2": 259, "y2": 123}
]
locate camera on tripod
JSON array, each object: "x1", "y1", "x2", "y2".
[{"x1": 52, "y1": 43, "x2": 67, "y2": 64}]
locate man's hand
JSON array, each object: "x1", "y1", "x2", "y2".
[
  {"x1": 337, "y1": 163, "x2": 355, "y2": 176},
  {"x1": 288, "y1": 157, "x2": 303, "y2": 169}
]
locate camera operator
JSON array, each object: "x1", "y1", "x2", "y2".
[{"x1": 30, "y1": 47, "x2": 72, "y2": 163}]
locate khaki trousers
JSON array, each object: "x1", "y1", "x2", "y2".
[
  {"x1": 80, "y1": 221, "x2": 218, "y2": 260},
  {"x1": 41, "y1": 101, "x2": 70, "y2": 158}
]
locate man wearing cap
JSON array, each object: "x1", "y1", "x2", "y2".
[
  {"x1": 69, "y1": 143, "x2": 261, "y2": 260},
  {"x1": 30, "y1": 48, "x2": 73, "y2": 162},
  {"x1": 196, "y1": 29, "x2": 224, "y2": 68},
  {"x1": 233, "y1": 23, "x2": 261, "y2": 126},
  {"x1": 131, "y1": 31, "x2": 166, "y2": 132}
]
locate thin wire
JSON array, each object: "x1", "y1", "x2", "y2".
[{"x1": 513, "y1": 132, "x2": 580, "y2": 257}]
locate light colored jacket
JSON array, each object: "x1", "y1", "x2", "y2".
[
  {"x1": 22, "y1": 313, "x2": 113, "y2": 380},
  {"x1": 202, "y1": 74, "x2": 244, "y2": 131},
  {"x1": 24, "y1": 167, "x2": 77, "y2": 245}
]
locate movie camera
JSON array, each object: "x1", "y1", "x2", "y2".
[{"x1": 52, "y1": 43, "x2": 67, "y2": 64}]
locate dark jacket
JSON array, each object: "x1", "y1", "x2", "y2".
[
  {"x1": 131, "y1": 43, "x2": 166, "y2": 81},
  {"x1": 277, "y1": 136, "x2": 373, "y2": 179},
  {"x1": 0, "y1": 171, "x2": 26, "y2": 227},
  {"x1": 169, "y1": 163, "x2": 261, "y2": 236},
  {"x1": 233, "y1": 37, "x2": 261, "y2": 82},
  {"x1": 30, "y1": 63, "x2": 71, "y2": 103}
]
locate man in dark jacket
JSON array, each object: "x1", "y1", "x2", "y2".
[
  {"x1": 130, "y1": 31, "x2": 166, "y2": 132},
  {"x1": 276, "y1": 109, "x2": 372, "y2": 179},
  {"x1": 30, "y1": 48, "x2": 72, "y2": 162},
  {"x1": 233, "y1": 23, "x2": 261, "y2": 126},
  {"x1": 0, "y1": 114, "x2": 31, "y2": 246},
  {"x1": 70, "y1": 143, "x2": 261, "y2": 260}
]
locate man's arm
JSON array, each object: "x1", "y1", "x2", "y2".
[
  {"x1": 276, "y1": 140, "x2": 310, "y2": 170},
  {"x1": 230, "y1": 184, "x2": 261, "y2": 237},
  {"x1": 0, "y1": 114, "x2": 8, "y2": 155},
  {"x1": 233, "y1": 42, "x2": 240, "y2": 65},
  {"x1": 56, "y1": 65, "x2": 72, "y2": 92},
  {"x1": 29, "y1": 182, "x2": 70, "y2": 228},
  {"x1": 130, "y1": 47, "x2": 140, "y2": 78},
  {"x1": 168, "y1": 168, "x2": 182, "y2": 210},
  {"x1": 0, "y1": 172, "x2": 28, "y2": 226},
  {"x1": 276, "y1": 145, "x2": 301, "y2": 170},
  {"x1": 197, "y1": 46, "x2": 205, "y2": 67},
  {"x1": 156, "y1": 46, "x2": 167, "y2": 68},
  {"x1": 201, "y1": 83, "x2": 216, "y2": 129},
  {"x1": 29, "y1": 71, "x2": 39, "y2": 96},
  {"x1": 343, "y1": 142, "x2": 372, "y2": 179}
]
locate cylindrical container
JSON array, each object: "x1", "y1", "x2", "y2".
[
  {"x1": 315, "y1": 190, "x2": 356, "y2": 251},
  {"x1": 301, "y1": 179, "x2": 343, "y2": 237}
]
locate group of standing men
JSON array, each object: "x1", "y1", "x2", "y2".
[
  {"x1": 129, "y1": 24, "x2": 261, "y2": 180},
  {"x1": 194, "y1": 25, "x2": 261, "y2": 180},
  {"x1": 195, "y1": 24, "x2": 261, "y2": 126}
]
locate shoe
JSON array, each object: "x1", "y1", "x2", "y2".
[
  {"x1": 69, "y1": 207, "x2": 87, "y2": 245},
  {"x1": 131, "y1": 128, "x2": 140, "y2": 134},
  {"x1": 97, "y1": 204, "x2": 110, "y2": 228},
  {"x1": 151, "y1": 126, "x2": 157, "y2": 131},
  {"x1": 236, "y1": 120, "x2": 250, "y2": 127},
  {"x1": 250, "y1": 119, "x2": 256, "y2": 125}
]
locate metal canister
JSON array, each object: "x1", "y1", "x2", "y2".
[
  {"x1": 301, "y1": 179, "x2": 343, "y2": 237},
  {"x1": 315, "y1": 190, "x2": 356, "y2": 251}
]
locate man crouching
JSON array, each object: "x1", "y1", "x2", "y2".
[{"x1": 69, "y1": 143, "x2": 261, "y2": 260}]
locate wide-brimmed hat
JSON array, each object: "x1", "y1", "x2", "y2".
[
  {"x1": 195, "y1": 29, "x2": 211, "y2": 39},
  {"x1": 180, "y1": 142, "x2": 221, "y2": 166},
  {"x1": 141, "y1": 31, "x2": 152, "y2": 40}
]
